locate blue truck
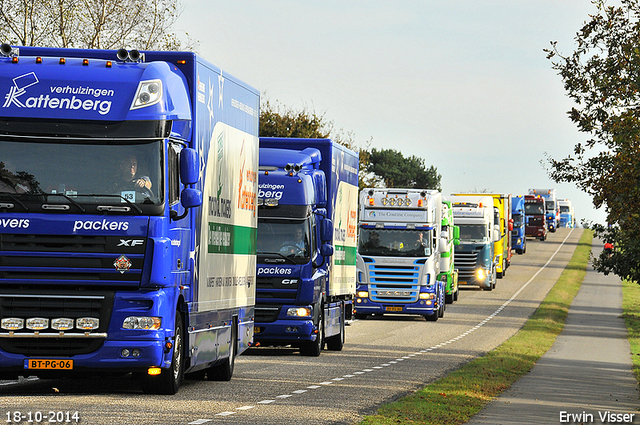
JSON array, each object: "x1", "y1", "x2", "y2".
[
  {"x1": 0, "y1": 45, "x2": 259, "y2": 394},
  {"x1": 450, "y1": 195, "x2": 498, "y2": 291},
  {"x1": 254, "y1": 138, "x2": 359, "y2": 356},
  {"x1": 511, "y1": 195, "x2": 526, "y2": 254},
  {"x1": 355, "y1": 189, "x2": 446, "y2": 321}
]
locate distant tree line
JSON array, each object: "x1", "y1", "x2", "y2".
[{"x1": 260, "y1": 100, "x2": 441, "y2": 192}]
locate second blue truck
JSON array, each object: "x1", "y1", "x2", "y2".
[{"x1": 254, "y1": 138, "x2": 359, "y2": 356}]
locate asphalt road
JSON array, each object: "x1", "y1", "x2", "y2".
[{"x1": 0, "y1": 228, "x2": 583, "y2": 425}]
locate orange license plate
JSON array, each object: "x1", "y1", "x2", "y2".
[
  {"x1": 459, "y1": 281, "x2": 468, "y2": 285},
  {"x1": 254, "y1": 326, "x2": 264, "y2": 334},
  {"x1": 385, "y1": 306, "x2": 402, "y2": 312},
  {"x1": 26, "y1": 359, "x2": 73, "y2": 370}
]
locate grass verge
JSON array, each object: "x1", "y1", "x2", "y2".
[
  {"x1": 622, "y1": 279, "x2": 640, "y2": 387},
  {"x1": 359, "y1": 229, "x2": 594, "y2": 425}
]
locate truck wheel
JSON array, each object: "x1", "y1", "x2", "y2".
[
  {"x1": 453, "y1": 287, "x2": 459, "y2": 301},
  {"x1": 142, "y1": 312, "x2": 184, "y2": 395},
  {"x1": 425, "y1": 312, "x2": 438, "y2": 322},
  {"x1": 325, "y1": 307, "x2": 344, "y2": 351},
  {"x1": 445, "y1": 292, "x2": 453, "y2": 304},
  {"x1": 207, "y1": 318, "x2": 237, "y2": 381},
  {"x1": 300, "y1": 311, "x2": 323, "y2": 356},
  {"x1": 354, "y1": 313, "x2": 368, "y2": 320}
]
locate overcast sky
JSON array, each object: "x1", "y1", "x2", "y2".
[{"x1": 176, "y1": 0, "x2": 607, "y2": 225}]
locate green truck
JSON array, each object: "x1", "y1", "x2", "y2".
[{"x1": 439, "y1": 200, "x2": 460, "y2": 303}]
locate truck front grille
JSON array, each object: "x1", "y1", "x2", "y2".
[
  {"x1": 254, "y1": 305, "x2": 281, "y2": 323},
  {"x1": 0, "y1": 234, "x2": 144, "y2": 287},
  {"x1": 455, "y1": 251, "x2": 479, "y2": 279},
  {"x1": 0, "y1": 290, "x2": 114, "y2": 356},
  {"x1": 368, "y1": 264, "x2": 420, "y2": 303}
]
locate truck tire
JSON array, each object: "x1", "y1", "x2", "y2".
[
  {"x1": 141, "y1": 312, "x2": 184, "y2": 395},
  {"x1": 425, "y1": 312, "x2": 438, "y2": 322},
  {"x1": 453, "y1": 287, "x2": 459, "y2": 301},
  {"x1": 325, "y1": 306, "x2": 344, "y2": 351},
  {"x1": 300, "y1": 310, "x2": 323, "y2": 356},
  {"x1": 445, "y1": 292, "x2": 454, "y2": 304},
  {"x1": 354, "y1": 313, "x2": 368, "y2": 320},
  {"x1": 207, "y1": 318, "x2": 237, "y2": 381}
]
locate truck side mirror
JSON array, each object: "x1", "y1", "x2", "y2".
[
  {"x1": 321, "y1": 243, "x2": 334, "y2": 257},
  {"x1": 493, "y1": 227, "x2": 500, "y2": 242},
  {"x1": 180, "y1": 147, "x2": 199, "y2": 185},
  {"x1": 453, "y1": 226, "x2": 460, "y2": 245},
  {"x1": 321, "y1": 218, "x2": 333, "y2": 243},
  {"x1": 508, "y1": 218, "x2": 514, "y2": 232},
  {"x1": 181, "y1": 188, "x2": 202, "y2": 208}
]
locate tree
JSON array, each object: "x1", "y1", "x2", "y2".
[
  {"x1": 259, "y1": 101, "x2": 441, "y2": 191},
  {"x1": 544, "y1": 0, "x2": 640, "y2": 283},
  {"x1": 0, "y1": 0, "x2": 193, "y2": 50},
  {"x1": 366, "y1": 148, "x2": 441, "y2": 190},
  {"x1": 259, "y1": 99, "x2": 381, "y2": 190}
]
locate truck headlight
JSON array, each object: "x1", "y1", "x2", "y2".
[
  {"x1": 357, "y1": 291, "x2": 369, "y2": 298},
  {"x1": 286, "y1": 307, "x2": 312, "y2": 317},
  {"x1": 76, "y1": 317, "x2": 100, "y2": 330},
  {"x1": 131, "y1": 79, "x2": 162, "y2": 109},
  {"x1": 1, "y1": 318, "x2": 24, "y2": 330},
  {"x1": 419, "y1": 293, "x2": 435, "y2": 300},
  {"x1": 477, "y1": 269, "x2": 487, "y2": 280},
  {"x1": 123, "y1": 316, "x2": 162, "y2": 330}
]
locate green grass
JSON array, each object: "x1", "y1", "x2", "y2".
[
  {"x1": 622, "y1": 279, "x2": 640, "y2": 387},
  {"x1": 359, "y1": 229, "x2": 594, "y2": 425}
]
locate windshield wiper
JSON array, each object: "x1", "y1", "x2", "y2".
[
  {"x1": 257, "y1": 252, "x2": 297, "y2": 265},
  {"x1": 86, "y1": 194, "x2": 143, "y2": 214},
  {"x1": 0, "y1": 192, "x2": 28, "y2": 211},
  {"x1": 45, "y1": 193, "x2": 86, "y2": 212}
]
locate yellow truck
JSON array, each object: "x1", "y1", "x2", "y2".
[{"x1": 451, "y1": 193, "x2": 512, "y2": 278}]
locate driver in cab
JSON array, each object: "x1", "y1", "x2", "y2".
[
  {"x1": 280, "y1": 227, "x2": 309, "y2": 257},
  {"x1": 114, "y1": 154, "x2": 152, "y2": 193}
]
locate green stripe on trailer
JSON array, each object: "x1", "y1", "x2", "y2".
[
  {"x1": 334, "y1": 245, "x2": 357, "y2": 265},
  {"x1": 207, "y1": 222, "x2": 257, "y2": 255}
]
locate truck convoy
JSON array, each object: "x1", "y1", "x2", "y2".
[
  {"x1": 254, "y1": 138, "x2": 359, "y2": 356},
  {"x1": 439, "y1": 200, "x2": 460, "y2": 303},
  {"x1": 0, "y1": 45, "x2": 260, "y2": 394},
  {"x1": 449, "y1": 196, "x2": 498, "y2": 291},
  {"x1": 524, "y1": 195, "x2": 547, "y2": 241},
  {"x1": 529, "y1": 188, "x2": 559, "y2": 232},
  {"x1": 558, "y1": 199, "x2": 575, "y2": 228},
  {"x1": 452, "y1": 193, "x2": 511, "y2": 278},
  {"x1": 511, "y1": 195, "x2": 526, "y2": 254},
  {"x1": 355, "y1": 189, "x2": 446, "y2": 321}
]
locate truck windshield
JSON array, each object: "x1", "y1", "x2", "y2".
[
  {"x1": 458, "y1": 224, "x2": 488, "y2": 242},
  {"x1": 513, "y1": 214, "x2": 524, "y2": 227},
  {"x1": 545, "y1": 201, "x2": 554, "y2": 211},
  {"x1": 525, "y1": 203, "x2": 544, "y2": 215},
  {"x1": 560, "y1": 206, "x2": 570, "y2": 212},
  {"x1": 257, "y1": 218, "x2": 311, "y2": 263},
  {"x1": 0, "y1": 139, "x2": 163, "y2": 213},
  {"x1": 358, "y1": 228, "x2": 432, "y2": 257}
]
